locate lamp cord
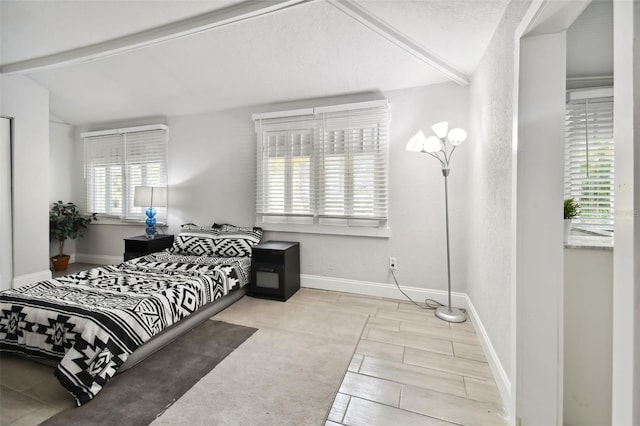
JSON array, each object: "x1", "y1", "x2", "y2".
[
  {"x1": 390, "y1": 269, "x2": 440, "y2": 310},
  {"x1": 390, "y1": 269, "x2": 466, "y2": 313}
]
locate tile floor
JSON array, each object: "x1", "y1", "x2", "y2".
[
  {"x1": 1, "y1": 266, "x2": 508, "y2": 426},
  {"x1": 286, "y1": 288, "x2": 508, "y2": 426},
  {"x1": 0, "y1": 354, "x2": 75, "y2": 425}
]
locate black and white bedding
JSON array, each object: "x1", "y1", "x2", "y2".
[{"x1": 0, "y1": 251, "x2": 252, "y2": 405}]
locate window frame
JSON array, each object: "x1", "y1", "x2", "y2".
[
  {"x1": 82, "y1": 124, "x2": 169, "y2": 224},
  {"x1": 254, "y1": 100, "x2": 390, "y2": 237},
  {"x1": 564, "y1": 88, "x2": 614, "y2": 240}
]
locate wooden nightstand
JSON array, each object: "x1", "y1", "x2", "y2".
[{"x1": 124, "y1": 234, "x2": 174, "y2": 261}]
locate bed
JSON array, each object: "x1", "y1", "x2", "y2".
[{"x1": 0, "y1": 223, "x2": 261, "y2": 406}]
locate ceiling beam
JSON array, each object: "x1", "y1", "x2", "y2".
[
  {"x1": 327, "y1": 0, "x2": 469, "y2": 86},
  {"x1": 0, "y1": 0, "x2": 313, "y2": 75}
]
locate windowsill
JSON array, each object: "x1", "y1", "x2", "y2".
[
  {"x1": 89, "y1": 217, "x2": 168, "y2": 227},
  {"x1": 257, "y1": 222, "x2": 391, "y2": 238}
]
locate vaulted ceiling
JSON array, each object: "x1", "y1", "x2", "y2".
[{"x1": 1, "y1": 0, "x2": 511, "y2": 125}]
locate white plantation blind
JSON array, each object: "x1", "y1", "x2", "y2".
[
  {"x1": 261, "y1": 129, "x2": 314, "y2": 217},
  {"x1": 564, "y1": 94, "x2": 614, "y2": 227},
  {"x1": 83, "y1": 125, "x2": 168, "y2": 222},
  {"x1": 254, "y1": 100, "x2": 389, "y2": 229},
  {"x1": 318, "y1": 107, "x2": 388, "y2": 221}
]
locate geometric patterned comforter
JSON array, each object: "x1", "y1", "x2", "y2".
[{"x1": 0, "y1": 252, "x2": 250, "y2": 405}]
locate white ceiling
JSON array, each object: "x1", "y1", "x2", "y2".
[{"x1": 1, "y1": 0, "x2": 510, "y2": 125}]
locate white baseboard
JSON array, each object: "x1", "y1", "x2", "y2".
[
  {"x1": 301, "y1": 273, "x2": 511, "y2": 418},
  {"x1": 301, "y1": 273, "x2": 468, "y2": 312},
  {"x1": 75, "y1": 253, "x2": 122, "y2": 265},
  {"x1": 13, "y1": 270, "x2": 52, "y2": 288},
  {"x1": 463, "y1": 294, "x2": 512, "y2": 420},
  {"x1": 49, "y1": 254, "x2": 77, "y2": 263}
]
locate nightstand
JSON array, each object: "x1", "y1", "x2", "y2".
[
  {"x1": 250, "y1": 241, "x2": 300, "y2": 301},
  {"x1": 124, "y1": 234, "x2": 174, "y2": 261}
]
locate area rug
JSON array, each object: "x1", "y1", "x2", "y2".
[
  {"x1": 151, "y1": 296, "x2": 369, "y2": 426},
  {"x1": 41, "y1": 320, "x2": 257, "y2": 426}
]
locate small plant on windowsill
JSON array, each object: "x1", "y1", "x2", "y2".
[
  {"x1": 49, "y1": 201, "x2": 97, "y2": 271},
  {"x1": 564, "y1": 198, "x2": 580, "y2": 243},
  {"x1": 564, "y1": 198, "x2": 580, "y2": 220}
]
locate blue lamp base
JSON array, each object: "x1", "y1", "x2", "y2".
[{"x1": 145, "y1": 207, "x2": 157, "y2": 238}]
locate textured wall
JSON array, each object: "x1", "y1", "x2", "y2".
[
  {"x1": 74, "y1": 82, "x2": 470, "y2": 292},
  {"x1": 611, "y1": 1, "x2": 640, "y2": 423},
  {"x1": 0, "y1": 118, "x2": 11, "y2": 290},
  {"x1": 269, "y1": 83, "x2": 470, "y2": 289},
  {"x1": 466, "y1": 0, "x2": 532, "y2": 390},
  {"x1": 564, "y1": 248, "x2": 613, "y2": 426},
  {"x1": 0, "y1": 75, "x2": 51, "y2": 284},
  {"x1": 49, "y1": 121, "x2": 77, "y2": 259}
]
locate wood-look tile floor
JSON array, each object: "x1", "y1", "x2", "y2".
[{"x1": 285, "y1": 288, "x2": 508, "y2": 426}]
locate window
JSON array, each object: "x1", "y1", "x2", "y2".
[
  {"x1": 254, "y1": 100, "x2": 389, "y2": 235},
  {"x1": 564, "y1": 88, "x2": 614, "y2": 233},
  {"x1": 83, "y1": 124, "x2": 168, "y2": 222}
]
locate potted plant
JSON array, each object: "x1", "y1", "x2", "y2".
[
  {"x1": 49, "y1": 201, "x2": 97, "y2": 271},
  {"x1": 564, "y1": 198, "x2": 580, "y2": 243}
]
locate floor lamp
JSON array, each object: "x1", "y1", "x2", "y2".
[{"x1": 406, "y1": 122, "x2": 467, "y2": 323}]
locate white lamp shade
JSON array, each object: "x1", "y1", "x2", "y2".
[
  {"x1": 134, "y1": 186, "x2": 167, "y2": 208},
  {"x1": 406, "y1": 130, "x2": 428, "y2": 152},
  {"x1": 431, "y1": 121, "x2": 449, "y2": 139},
  {"x1": 424, "y1": 136, "x2": 443, "y2": 153},
  {"x1": 448, "y1": 128, "x2": 467, "y2": 146}
]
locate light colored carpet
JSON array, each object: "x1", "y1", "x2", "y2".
[{"x1": 152, "y1": 296, "x2": 369, "y2": 426}]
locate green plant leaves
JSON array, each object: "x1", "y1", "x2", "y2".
[
  {"x1": 49, "y1": 201, "x2": 97, "y2": 256},
  {"x1": 564, "y1": 198, "x2": 580, "y2": 220}
]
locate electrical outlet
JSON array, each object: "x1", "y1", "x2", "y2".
[{"x1": 389, "y1": 257, "x2": 397, "y2": 270}]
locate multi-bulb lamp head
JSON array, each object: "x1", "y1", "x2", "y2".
[{"x1": 405, "y1": 121, "x2": 467, "y2": 176}]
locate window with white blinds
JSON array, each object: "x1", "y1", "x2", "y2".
[
  {"x1": 564, "y1": 90, "x2": 614, "y2": 229},
  {"x1": 83, "y1": 124, "x2": 168, "y2": 222},
  {"x1": 254, "y1": 100, "x2": 389, "y2": 232}
]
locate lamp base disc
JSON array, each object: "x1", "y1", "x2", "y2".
[{"x1": 435, "y1": 306, "x2": 467, "y2": 323}]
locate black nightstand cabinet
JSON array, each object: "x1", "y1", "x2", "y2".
[
  {"x1": 250, "y1": 241, "x2": 300, "y2": 301},
  {"x1": 124, "y1": 234, "x2": 174, "y2": 261}
]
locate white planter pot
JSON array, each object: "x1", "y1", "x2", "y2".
[{"x1": 564, "y1": 219, "x2": 572, "y2": 243}]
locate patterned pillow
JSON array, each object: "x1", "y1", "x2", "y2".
[
  {"x1": 170, "y1": 224, "x2": 263, "y2": 257},
  {"x1": 211, "y1": 224, "x2": 263, "y2": 257},
  {"x1": 180, "y1": 223, "x2": 207, "y2": 230},
  {"x1": 212, "y1": 223, "x2": 263, "y2": 241},
  {"x1": 170, "y1": 228, "x2": 217, "y2": 256}
]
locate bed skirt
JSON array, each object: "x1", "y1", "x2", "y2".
[{"x1": 119, "y1": 286, "x2": 247, "y2": 372}]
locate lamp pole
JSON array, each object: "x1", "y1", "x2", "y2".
[{"x1": 435, "y1": 167, "x2": 466, "y2": 323}]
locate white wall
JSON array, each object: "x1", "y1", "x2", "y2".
[
  {"x1": 563, "y1": 247, "x2": 613, "y2": 426},
  {"x1": 268, "y1": 84, "x2": 470, "y2": 290},
  {"x1": 515, "y1": 30, "x2": 567, "y2": 426},
  {"x1": 611, "y1": 1, "x2": 640, "y2": 423},
  {"x1": 0, "y1": 75, "x2": 51, "y2": 286},
  {"x1": 0, "y1": 118, "x2": 12, "y2": 291},
  {"x1": 49, "y1": 121, "x2": 77, "y2": 259},
  {"x1": 466, "y1": 0, "x2": 532, "y2": 407},
  {"x1": 73, "y1": 83, "x2": 470, "y2": 295}
]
